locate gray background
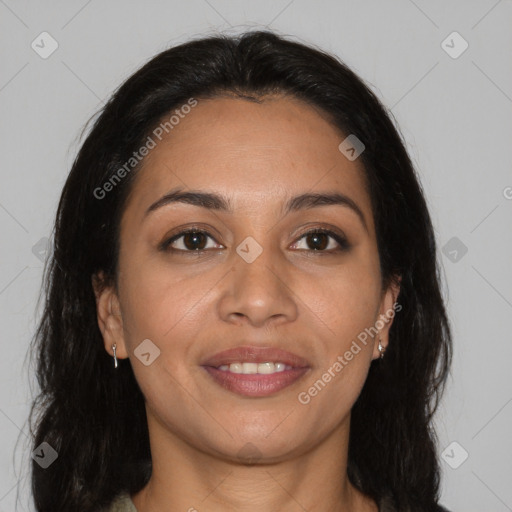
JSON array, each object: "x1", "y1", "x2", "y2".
[{"x1": 1, "y1": 1, "x2": 511, "y2": 511}]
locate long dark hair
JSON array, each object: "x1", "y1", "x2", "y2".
[{"x1": 28, "y1": 30, "x2": 452, "y2": 511}]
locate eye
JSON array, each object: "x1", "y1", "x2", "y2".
[
  {"x1": 160, "y1": 227, "x2": 350, "y2": 254},
  {"x1": 160, "y1": 229, "x2": 222, "y2": 252},
  {"x1": 291, "y1": 228, "x2": 350, "y2": 252}
]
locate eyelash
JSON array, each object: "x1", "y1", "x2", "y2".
[{"x1": 159, "y1": 227, "x2": 350, "y2": 254}]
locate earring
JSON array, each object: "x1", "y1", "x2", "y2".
[
  {"x1": 112, "y1": 343, "x2": 118, "y2": 368},
  {"x1": 378, "y1": 338, "x2": 385, "y2": 359}
]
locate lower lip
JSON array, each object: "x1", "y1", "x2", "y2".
[{"x1": 202, "y1": 366, "x2": 310, "y2": 397}]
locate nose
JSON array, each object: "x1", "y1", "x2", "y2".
[{"x1": 217, "y1": 240, "x2": 298, "y2": 328}]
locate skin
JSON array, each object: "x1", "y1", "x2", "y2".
[{"x1": 94, "y1": 94, "x2": 400, "y2": 512}]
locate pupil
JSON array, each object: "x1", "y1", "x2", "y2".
[
  {"x1": 309, "y1": 233, "x2": 327, "y2": 250},
  {"x1": 184, "y1": 232, "x2": 206, "y2": 250}
]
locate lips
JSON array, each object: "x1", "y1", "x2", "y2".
[{"x1": 201, "y1": 345, "x2": 311, "y2": 398}]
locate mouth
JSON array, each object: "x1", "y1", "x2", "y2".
[{"x1": 201, "y1": 345, "x2": 311, "y2": 398}]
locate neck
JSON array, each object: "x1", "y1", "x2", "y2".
[{"x1": 131, "y1": 410, "x2": 378, "y2": 512}]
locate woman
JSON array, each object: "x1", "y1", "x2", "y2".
[{"x1": 28, "y1": 30, "x2": 452, "y2": 511}]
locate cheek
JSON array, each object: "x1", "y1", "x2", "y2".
[
  {"x1": 297, "y1": 255, "x2": 381, "y2": 347},
  {"x1": 291, "y1": 254, "x2": 381, "y2": 406},
  {"x1": 293, "y1": 275, "x2": 379, "y2": 430},
  {"x1": 117, "y1": 261, "x2": 213, "y2": 416},
  {"x1": 118, "y1": 245, "x2": 214, "y2": 340}
]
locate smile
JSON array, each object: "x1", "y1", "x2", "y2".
[
  {"x1": 201, "y1": 345, "x2": 311, "y2": 397},
  {"x1": 217, "y1": 362, "x2": 292, "y2": 374}
]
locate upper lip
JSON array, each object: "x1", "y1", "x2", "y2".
[{"x1": 202, "y1": 345, "x2": 310, "y2": 368}]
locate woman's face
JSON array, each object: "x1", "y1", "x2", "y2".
[{"x1": 96, "y1": 94, "x2": 399, "y2": 463}]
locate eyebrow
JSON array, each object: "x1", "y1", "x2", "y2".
[{"x1": 144, "y1": 187, "x2": 368, "y2": 231}]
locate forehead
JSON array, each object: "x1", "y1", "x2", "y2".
[{"x1": 123, "y1": 95, "x2": 373, "y2": 228}]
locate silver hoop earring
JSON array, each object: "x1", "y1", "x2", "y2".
[
  {"x1": 378, "y1": 338, "x2": 385, "y2": 359},
  {"x1": 112, "y1": 343, "x2": 118, "y2": 369}
]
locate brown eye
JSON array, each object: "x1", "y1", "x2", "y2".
[
  {"x1": 292, "y1": 228, "x2": 350, "y2": 252},
  {"x1": 181, "y1": 232, "x2": 208, "y2": 250},
  {"x1": 160, "y1": 229, "x2": 221, "y2": 252},
  {"x1": 305, "y1": 232, "x2": 329, "y2": 250}
]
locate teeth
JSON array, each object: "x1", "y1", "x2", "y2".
[
  {"x1": 228, "y1": 363, "x2": 243, "y2": 373},
  {"x1": 217, "y1": 362, "x2": 292, "y2": 374},
  {"x1": 258, "y1": 362, "x2": 275, "y2": 374}
]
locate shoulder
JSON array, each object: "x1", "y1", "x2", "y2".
[{"x1": 102, "y1": 491, "x2": 138, "y2": 512}]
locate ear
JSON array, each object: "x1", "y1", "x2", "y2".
[
  {"x1": 372, "y1": 275, "x2": 402, "y2": 360},
  {"x1": 91, "y1": 272, "x2": 128, "y2": 360}
]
